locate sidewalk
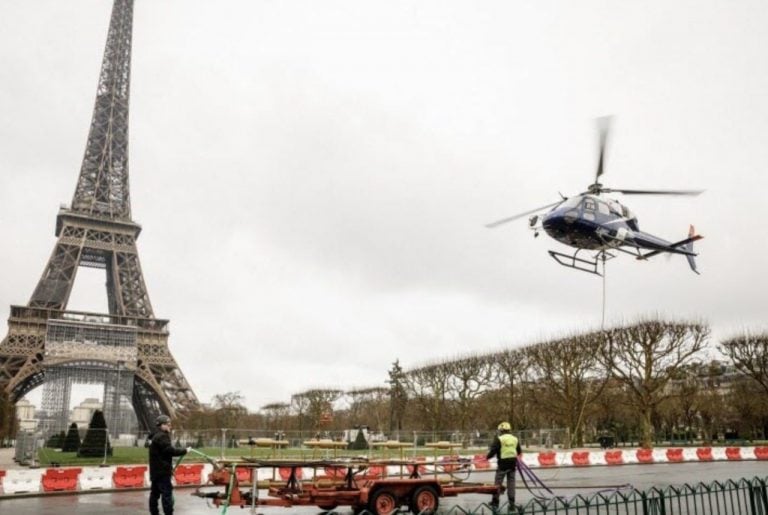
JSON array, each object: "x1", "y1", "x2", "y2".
[{"x1": 0, "y1": 447, "x2": 19, "y2": 469}]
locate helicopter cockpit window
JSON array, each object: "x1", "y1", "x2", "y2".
[
  {"x1": 561, "y1": 197, "x2": 581, "y2": 209},
  {"x1": 581, "y1": 198, "x2": 596, "y2": 221},
  {"x1": 597, "y1": 201, "x2": 610, "y2": 215}
]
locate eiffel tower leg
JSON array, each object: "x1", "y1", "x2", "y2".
[
  {"x1": 109, "y1": 248, "x2": 153, "y2": 318},
  {"x1": 0, "y1": 326, "x2": 46, "y2": 400},
  {"x1": 29, "y1": 242, "x2": 83, "y2": 310}
]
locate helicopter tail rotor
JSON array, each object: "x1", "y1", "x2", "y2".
[{"x1": 683, "y1": 225, "x2": 700, "y2": 274}]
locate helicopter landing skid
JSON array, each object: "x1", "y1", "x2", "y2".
[{"x1": 548, "y1": 249, "x2": 614, "y2": 276}]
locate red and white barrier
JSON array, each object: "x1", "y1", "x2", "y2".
[
  {"x1": 113, "y1": 465, "x2": 146, "y2": 488},
  {"x1": 42, "y1": 467, "x2": 81, "y2": 492},
  {"x1": 1, "y1": 446, "x2": 765, "y2": 498},
  {"x1": 79, "y1": 466, "x2": 114, "y2": 490},
  {"x1": 2, "y1": 469, "x2": 44, "y2": 494},
  {"x1": 478, "y1": 446, "x2": 765, "y2": 472}
]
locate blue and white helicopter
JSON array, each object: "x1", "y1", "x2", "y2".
[{"x1": 487, "y1": 118, "x2": 704, "y2": 276}]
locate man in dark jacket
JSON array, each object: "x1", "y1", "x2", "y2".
[
  {"x1": 486, "y1": 421, "x2": 522, "y2": 511},
  {"x1": 148, "y1": 414, "x2": 188, "y2": 515}
]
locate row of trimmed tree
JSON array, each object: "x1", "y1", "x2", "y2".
[{"x1": 181, "y1": 320, "x2": 768, "y2": 449}]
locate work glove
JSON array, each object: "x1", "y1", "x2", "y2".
[{"x1": 185, "y1": 447, "x2": 192, "y2": 454}]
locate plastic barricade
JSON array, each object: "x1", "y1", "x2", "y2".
[
  {"x1": 278, "y1": 466, "x2": 303, "y2": 481},
  {"x1": 696, "y1": 448, "x2": 713, "y2": 461},
  {"x1": 725, "y1": 447, "x2": 742, "y2": 460},
  {"x1": 386, "y1": 465, "x2": 404, "y2": 477},
  {"x1": 113, "y1": 465, "x2": 147, "y2": 488},
  {"x1": 253, "y1": 466, "x2": 272, "y2": 484},
  {"x1": 571, "y1": 451, "x2": 591, "y2": 466},
  {"x1": 473, "y1": 454, "x2": 491, "y2": 470},
  {"x1": 174, "y1": 463, "x2": 204, "y2": 486},
  {"x1": 605, "y1": 451, "x2": 624, "y2": 465},
  {"x1": 407, "y1": 456, "x2": 427, "y2": 477},
  {"x1": 2, "y1": 469, "x2": 43, "y2": 494},
  {"x1": 681, "y1": 448, "x2": 698, "y2": 461},
  {"x1": 324, "y1": 466, "x2": 347, "y2": 479},
  {"x1": 537, "y1": 451, "x2": 557, "y2": 467},
  {"x1": 363, "y1": 464, "x2": 386, "y2": 478},
  {"x1": 235, "y1": 467, "x2": 253, "y2": 484},
  {"x1": 666, "y1": 448, "x2": 684, "y2": 463},
  {"x1": 711, "y1": 447, "x2": 727, "y2": 461},
  {"x1": 79, "y1": 466, "x2": 113, "y2": 489},
  {"x1": 437, "y1": 455, "x2": 461, "y2": 473},
  {"x1": 605, "y1": 450, "x2": 624, "y2": 465},
  {"x1": 755, "y1": 447, "x2": 768, "y2": 460},
  {"x1": 636, "y1": 449, "x2": 654, "y2": 464},
  {"x1": 42, "y1": 467, "x2": 81, "y2": 492}
]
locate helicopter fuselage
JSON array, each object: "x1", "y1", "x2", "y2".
[{"x1": 540, "y1": 194, "x2": 669, "y2": 252}]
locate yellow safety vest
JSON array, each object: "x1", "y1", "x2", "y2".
[{"x1": 499, "y1": 434, "x2": 519, "y2": 459}]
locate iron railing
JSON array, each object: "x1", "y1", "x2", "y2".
[{"x1": 338, "y1": 476, "x2": 768, "y2": 515}]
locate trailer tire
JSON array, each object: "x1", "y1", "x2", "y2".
[
  {"x1": 410, "y1": 485, "x2": 439, "y2": 514},
  {"x1": 370, "y1": 488, "x2": 398, "y2": 515}
]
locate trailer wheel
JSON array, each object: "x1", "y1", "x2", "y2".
[
  {"x1": 410, "y1": 485, "x2": 439, "y2": 514},
  {"x1": 370, "y1": 488, "x2": 398, "y2": 515}
]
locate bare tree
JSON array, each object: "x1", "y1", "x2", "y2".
[
  {"x1": 212, "y1": 391, "x2": 248, "y2": 428},
  {"x1": 525, "y1": 332, "x2": 607, "y2": 447},
  {"x1": 487, "y1": 349, "x2": 529, "y2": 430},
  {"x1": 347, "y1": 386, "x2": 389, "y2": 431},
  {"x1": 290, "y1": 393, "x2": 310, "y2": 433},
  {"x1": 291, "y1": 388, "x2": 343, "y2": 432},
  {"x1": 720, "y1": 332, "x2": 768, "y2": 395},
  {"x1": 405, "y1": 361, "x2": 452, "y2": 432},
  {"x1": 444, "y1": 354, "x2": 494, "y2": 436},
  {"x1": 598, "y1": 319, "x2": 709, "y2": 448},
  {"x1": 695, "y1": 362, "x2": 727, "y2": 444},
  {"x1": 722, "y1": 377, "x2": 768, "y2": 441},
  {"x1": 260, "y1": 402, "x2": 290, "y2": 431}
]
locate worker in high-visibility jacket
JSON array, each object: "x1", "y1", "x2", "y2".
[{"x1": 486, "y1": 421, "x2": 522, "y2": 509}]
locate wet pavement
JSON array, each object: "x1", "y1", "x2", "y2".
[{"x1": 1, "y1": 461, "x2": 766, "y2": 514}]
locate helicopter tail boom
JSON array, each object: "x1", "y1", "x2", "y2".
[{"x1": 637, "y1": 225, "x2": 702, "y2": 274}]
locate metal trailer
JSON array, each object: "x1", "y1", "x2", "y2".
[{"x1": 193, "y1": 458, "x2": 500, "y2": 514}]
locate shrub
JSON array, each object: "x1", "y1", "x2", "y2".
[
  {"x1": 78, "y1": 410, "x2": 112, "y2": 457},
  {"x1": 62, "y1": 422, "x2": 81, "y2": 453}
]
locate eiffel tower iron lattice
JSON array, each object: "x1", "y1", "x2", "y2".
[{"x1": 0, "y1": 0, "x2": 198, "y2": 431}]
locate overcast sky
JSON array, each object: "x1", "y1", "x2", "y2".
[{"x1": 1, "y1": 0, "x2": 767, "y2": 412}]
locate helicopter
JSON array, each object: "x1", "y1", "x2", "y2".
[{"x1": 486, "y1": 118, "x2": 704, "y2": 276}]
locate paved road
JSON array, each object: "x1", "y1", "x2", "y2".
[{"x1": 1, "y1": 461, "x2": 766, "y2": 514}]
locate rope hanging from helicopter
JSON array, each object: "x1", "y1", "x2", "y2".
[{"x1": 601, "y1": 252, "x2": 606, "y2": 331}]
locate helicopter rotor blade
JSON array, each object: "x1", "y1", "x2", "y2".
[
  {"x1": 485, "y1": 200, "x2": 565, "y2": 228},
  {"x1": 593, "y1": 116, "x2": 612, "y2": 186},
  {"x1": 603, "y1": 188, "x2": 705, "y2": 196}
]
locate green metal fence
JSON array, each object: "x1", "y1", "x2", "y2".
[{"x1": 334, "y1": 476, "x2": 768, "y2": 515}]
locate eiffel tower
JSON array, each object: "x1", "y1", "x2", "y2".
[{"x1": 0, "y1": 0, "x2": 198, "y2": 432}]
